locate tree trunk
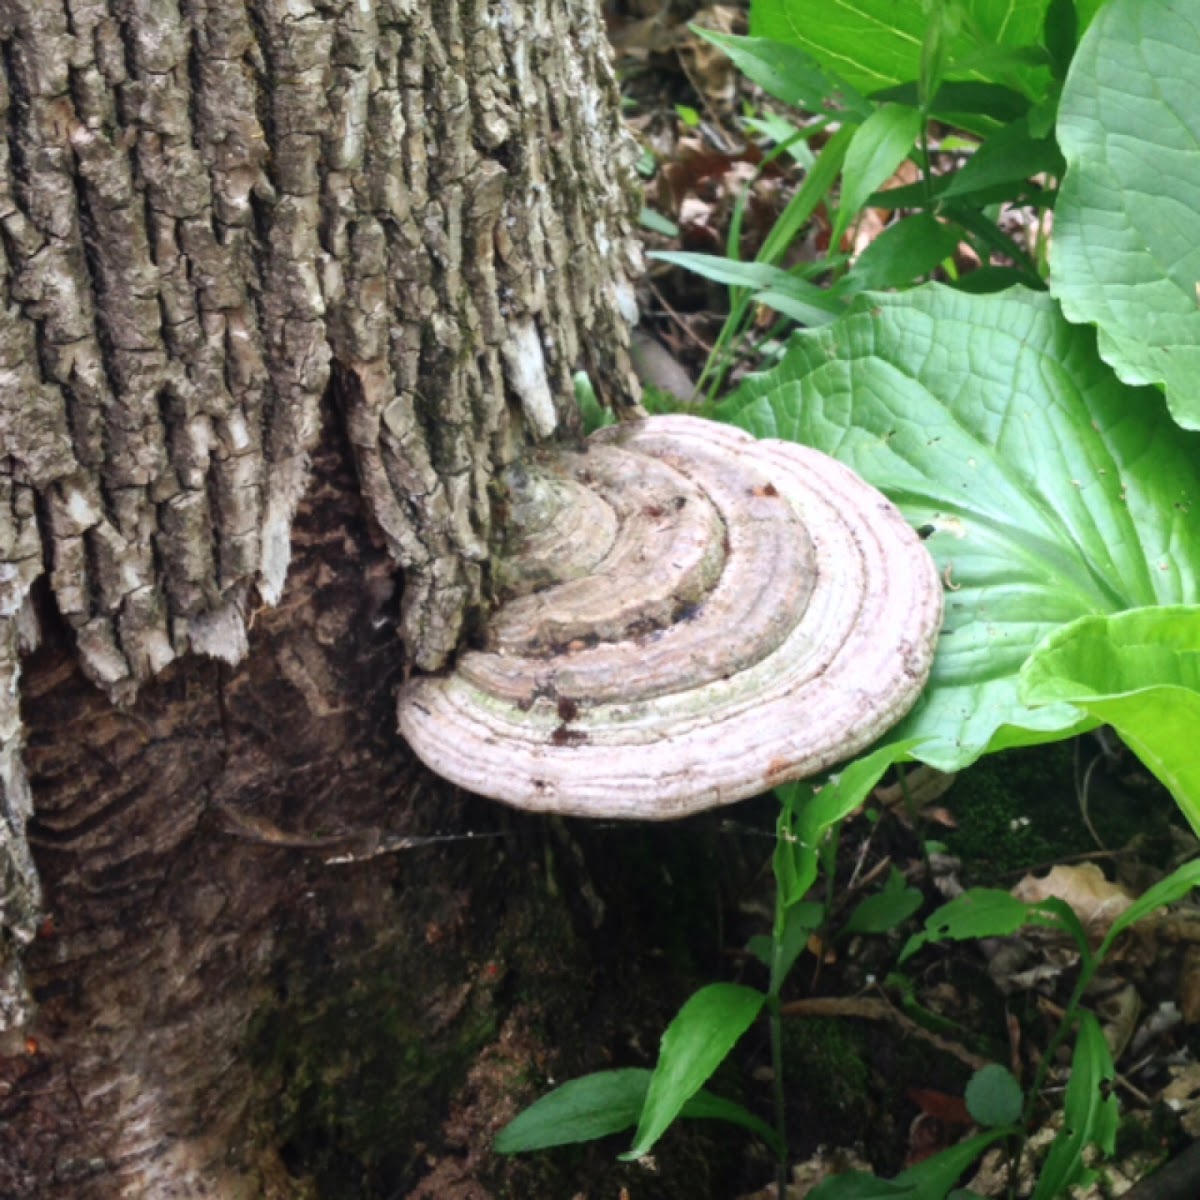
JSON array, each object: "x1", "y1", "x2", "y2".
[{"x1": 0, "y1": 3, "x2": 752, "y2": 1196}]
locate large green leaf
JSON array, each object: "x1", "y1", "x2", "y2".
[
  {"x1": 750, "y1": 0, "x2": 1054, "y2": 103},
  {"x1": 1020, "y1": 607, "x2": 1200, "y2": 834},
  {"x1": 717, "y1": 286, "x2": 1200, "y2": 770},
  {"x1": 1049, "y1": 0, "x2": 1200, "y2": 430}
]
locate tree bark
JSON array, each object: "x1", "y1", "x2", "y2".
[{"x1": 0, "y1": 3, "x2": 740, "y2": 1196}]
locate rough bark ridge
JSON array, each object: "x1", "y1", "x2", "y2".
[{"x1": 0, "y1": 0, "x2": 642, "y2": 1031}]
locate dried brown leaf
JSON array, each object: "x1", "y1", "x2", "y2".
[{"x1": 1011, "y1": 862, "x2": 1134, "y2": 938}]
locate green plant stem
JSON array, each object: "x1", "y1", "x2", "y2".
[
  {"x1": 698, "y1": 126, "x2": 853, "y2": 403},
  {"x1": 767, "y1": 855, "x2": 799, "y2": 1194},
  {"x1": 821, "y1": 824, "x2": 840, "y2": 915},
  {"x1": 919, "y1": 120, "x2": 935, "y2": 209},
  {"x1": 896, "y1": 764, "x2": 933, "y2": 880},
  {"x1": 1022, "y1": 969, "x2": 1093, "y2": 1129},
  {"x1": 701, "y1": 293, "x2": 756, "y2": 405},
  {"x1": 948, "y1": 205, "x2": 1044, "y2": 284},
  {"x1": 767, "y1": 992, "x2": 788, "y2": 1197}
]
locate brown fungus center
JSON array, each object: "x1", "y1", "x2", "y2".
[{"x1": 397, "y1": 415, "x2": 943, "y2": 819}]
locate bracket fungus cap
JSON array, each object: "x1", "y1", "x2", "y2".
[{"x1": 398, "y1": 414, "x2": 943, "y2": 819}]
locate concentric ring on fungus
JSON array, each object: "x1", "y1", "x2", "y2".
[{"x1": 398, "y1": 414, "x2": 943, "y2": 819}]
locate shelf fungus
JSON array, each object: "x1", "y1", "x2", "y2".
[{"x1": 398, "y1": 415, "x2": 943, "y2": 819}]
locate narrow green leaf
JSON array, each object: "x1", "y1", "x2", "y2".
[
  {"x1": 840, "y1": 873, "x2": 921, "y2": 936},
  {"x1": 1032, "y1": 1012, "x2": 1118, "y2": 1199},
  {"x1": 843, "y1": 887, "x2": 924, "y2": 936},
  {"x1": 835, "y1": 104, "x2": 923, "y2": 245},
  {"x1": 760, "y1": 124, "x2": 854, "y2": 267},
  {"x1": 804, "y1": 740, "x2": 924, "y2": 835},
  {"x1": 807, "y1": 1130, "x2": 1008, "y2": 1200},
  {"x1": 495, "y1": 1067, "x2": 784, "y2": 1157},
  {"x1": 1043, "y1": 0, "x2": 1079, "y2": 79},
  {"x1": 900, "y1": 888, "x2": 1080, "y2": 964},
  {"x1": 647, "y1": 252, "x2": 802, "y2": 293},
  {"x1": 1026, "y1": 92, "x2": 1060, "y2": 140},
  {"x1": 807, "y1": 1173, "x2": 914, "y2": 1199},
  {"x1": 648, "y1": 252, "x2": 845, "y2": 330},
  {"x1": 894, "y1": 1129, "x2": 1012, "y2": 1195},
  {"x1": 770, "y1": 899, "x2": 825, "y2": 994},
  {"x1": 677, "y1": 1090, "x2": 786, "y2": 1157},
  {"x1": 901, "y1": 890, "x2": 1032, "y2": 964},
  {"x1": 773, "y1": 739, "x2": 922, "y2": 912},
  {"x1": 755, "y1": 289, "x2": 844, "y2": 328},
  {"x1": 1050, "y1": 0, "x2": 1200, "y2": 429},
  {"x1": 1020, "y1": 607, "x2": 1200, "y2": 834},
  {"x1": 840, "y1": 214, "x2": 962, "y2": 293},
  {"x1": 863, "y1": 178, "x2": 947, "y2": 210},
  {"x1": 746, "y1": 934, "x2": 773, "y2": 967},
  {"x1": 573, "y1": 371, "x2": 613, "y2": 434},
  {"x1": 774, "y1": 780, "x2": 818, "y2": 909},
  {"x1": 1098, "y1": 859, "x2": 1200, "y2": 959},
  {"x1": 950, "y1": 265, "x2": 1040, "y2": 293},
  {"x1": 944, "y1": 203, "x2": 1041, "y2": 279},
  {"x1": 694, "y1": 30, "x2": 871, "y2": 119},
  {"x1": 918, "y1": 0, "x2": 954, "y2": 108},
  {"x1": 639, "y1": 207, "x2": 680, "y2": 238},
  {"x1": 870, "y1": 81, "x2": 1032, "y2": 123},
  {"x1": 494, "y1": 1069, "x2": 651, "y2": 1152},
  {"x1": 948, "y1": 43, "x2": 1055, "y2": 80},
  {"x1": 756, "y1": 272, "x2": 846, "y2": 311},
  {"x1": 938, "y1": 119, "x2": 1063, "y2": 200},
  {"x1": 742, "y1": 113, "x2": 821, "y2": 168},
  {"x1": 869, "y1": 172, "x2": 1053, "y2": 217},
  {"x1": 966, "y1": 1064, "x2": 1024, "y2": 1128},
  {"x1": 623, "y1": 983, "x2": 765, "y2": 1160},
  {"x1": 1033, "y1": 895, "x2": 1093, "y2": 966}
]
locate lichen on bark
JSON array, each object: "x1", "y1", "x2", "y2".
[{"x1": 0, "y1": 0, "x2": 642, "y2": 1040}]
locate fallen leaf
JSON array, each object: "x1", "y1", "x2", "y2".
[
  {"x1": 875, "y1": 765, "x2": 957, "y2": 812},
  {"x1": 1011, "y1": 862, "x2": 1133, "y2": 938},
  {"x1": 907, "y1": 1087, "x2": 971, "y2": 1126}
]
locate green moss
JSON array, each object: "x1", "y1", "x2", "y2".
[
  {"x1": 943, "y1": 741, "x2": 1179, "y2": 883},
  {"x1": 943, "y1": 744, "x2": 1078, "y2": 879},
  {"x1": 246, "y1": 816, "x2": 766, "y2": 1200},
  {"x1": 783, "y1": 1018, "x2": 871, "y2": 1120},
  {"x1": 252, "y1": 961, "x2": 499, "y2": 1199}
]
